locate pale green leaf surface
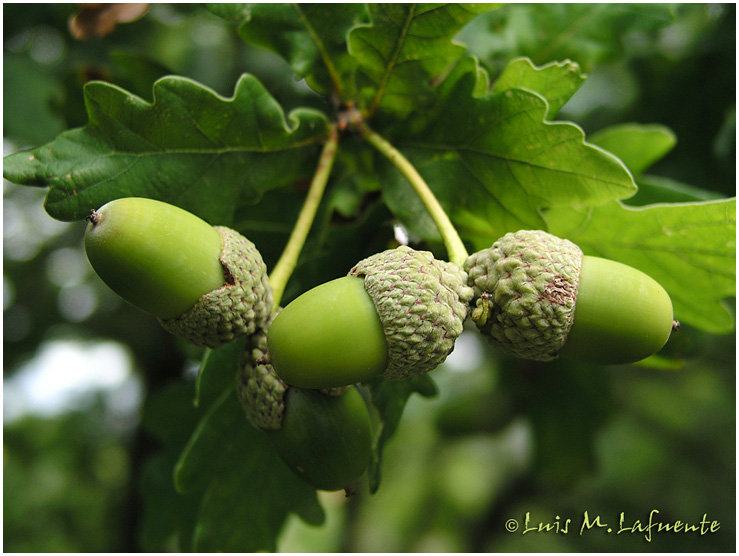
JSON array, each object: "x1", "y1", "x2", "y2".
[
  {"x1": 349, "y1": 3, "x2": 499, "y2": 117},
  {"x1": 588, "y1": 123, "x2": 677, "y2": 177},
  {"x1": 491, "y1": 57, "x2": 586, "y2": 118},
  {"x1": 3, "y1": 75, "x2": 329, "y2": 224},
  {"x1": 546, "y1": 199, "x2": 736, "y2": 334},
  {"x1": 384, "y1": 61, "x2": 636, "y2": 249}
]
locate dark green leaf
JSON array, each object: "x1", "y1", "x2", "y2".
[
  {"x1": 3, "y1": 53, "x2": 67, "y2": 146},
  {"x1": 174, "y1": 387, "x2": 324, "y2": 552},
  {"x1": 349, "y1": 4, "x2": 499, "y2": 117},
  {"x1": 365, "y1": 374, "x2": 438, "y2": 493},
  {"x1": 546, "y1": 199, "x2": 736, "y2": 334},
  {"x1": 3, "y1": 74, "x2": 330, "y2": 224},
  {"x1": 204, "y1": 3, "x2": 251, "y2": 21},
  {"x1": 509, "y1": 358, "x2": 613, "y2": 487},
  {"x1": 626, "y1": 174, "x2": 724, "y2": 206},
  {"x1": 194, "y1": 337, "x2": 246, "y2": 410},
  {"x1": 234, "y1": 4, "x2": 367, "y2": 94}
]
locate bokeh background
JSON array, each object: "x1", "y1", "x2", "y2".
[{"x1": 4, "y1": 3, "x2": 735, "y2": 552}]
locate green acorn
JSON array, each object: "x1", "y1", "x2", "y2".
[
  {"x1": 464, "y1": 230, "x2": 675, "y2": 364},
  {"x1": 237, "y1": 324, "x2": 372, "y2": 492},
  {"x1": 84, "y1": 197, "x2": 272, "y2": 349},
  {"x1": 267, "y1": 245, "x2": 474, "y2": 389}
]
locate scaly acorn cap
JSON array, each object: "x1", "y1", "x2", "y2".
[
  {"x1": 237, "y1": 320, "x2": 287, "y2": 430},
  {"x1": 159, "y1": 226, "x2": 273, "y2": 349},
  {"x1": 348, "y1": 245, "x2": 474, "y2": 381},
  {"x1": 463, "y1": 230, "x2": 583, "y2": 361},
  {"x1": 237, "y1": 313, "x2": 349, "y2": 430}
]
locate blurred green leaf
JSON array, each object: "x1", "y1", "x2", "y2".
[
  {"x1": 3, "y1": 74, "x2": 330, "y2": 225},
  {"x1": 511, "y1": 359, "x2": 613, "y2": 486},
  {"x1": 491, "y1": 57, "x2": 586, "y2": 118},
  {"x1": 588, "y1": 123, "x2": 676, "y2": 177},
  {"x1": 626, "y1": 174, "x2": 724, "y2": 206},
  {"x1": 546, "y1": 199, "x2": 736, "y2": 334},
  {"x1": 587, "y1": 123, "x2": 724, "y2": 206},
  {"x1": 3, "y1": 53, "x2": 67, "y2": 146},
  {"x1": 461, "y1": 3, "x2": 676, "y2": 72}
]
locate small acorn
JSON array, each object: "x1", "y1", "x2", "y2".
[
  {"x1": 266, "y1": 245, "x2": 474, "y2": 389},
  {"x1": 84, "y1": 197, "x2": 272, "y2": 349},
  {"x1": 237, "y1": 325, "x2": 372, "y2": 492},
  {"x1": 464, "y1": 230, "x2": 675, "y2": 364}
]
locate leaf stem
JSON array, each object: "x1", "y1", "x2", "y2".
[
  {"x1": 358, "y1": 124, "x2": 469, "y2": 266},
  {"x1": 269, "y1": 125, "x2": 339, "y2": 309}
]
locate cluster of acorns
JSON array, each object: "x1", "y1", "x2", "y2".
[{"x1": 85, "y1": 198, "x2": 676, "y2": 491}]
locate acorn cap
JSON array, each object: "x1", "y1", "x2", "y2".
[
  {"x1": 349, "y1": 245, "x2": 473, "y2": 380},
  {"x1": 463, "y1": 230, "x2": 583, "y2": 361},
  {"x1": 237, "y1": 320, "x2": 287, "y2": 430},
  {"x1": 159, "y1": 226, "x2": 273, "y2": 349}
]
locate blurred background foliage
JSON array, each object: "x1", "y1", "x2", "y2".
[{"x1": 3, "y1": 3, "x2": 735, "y2": 552}]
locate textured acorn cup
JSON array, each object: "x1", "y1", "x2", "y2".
[
  {"x1": 84, "y1": 197, "x2": 272, "y2": 349},
  {"x1": 267, "y1": 245, "x2": 474, "y2": 389},
  {"x1": 237, "y1": 326, "x2": 372, "y2": 491},
  {"x1": 464, "y1": 230, "x2": 675, "y2": 364}
]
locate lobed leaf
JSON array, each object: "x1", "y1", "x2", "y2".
[
  {"x1": 174, "y1": 387, "x2": 324, "y2": 552},
  {"x1": 234, "y1": 3, "x2": 367, "y2": 95},
  {"x1": 588, "y1": 123, "x2": 677, "y2": 178},
  {"x1": 3, "y1": 74, "x2": 330, "y2": 225},
  {"x1": 545, "y1": 199, "x2": 736, "y2": 334},
  {"x1": 588, "y1": 122, "x2": 723, "y2": 206},
  {"x1": 349, "y1": 3, "x2": 500, "y2": 117},
  {"x1": 365, "y1": 374, "x2": 438, "y2": 493},
  {"x1": 383, "y1": 58, "x2": 637, "y2": 249},
  {"x1": 491, "y1": 57, "x2": 586, "y2": 118},
  {"x1": 460, "y1": 3, "x2": 676, "y2": 72}
]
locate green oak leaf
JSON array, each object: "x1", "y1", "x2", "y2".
[
  {"x1": 364, "y1": 374, "x2": 438, "y2": 494},
  {"x1": 588, "y1": 123, "x2": 723, "y2": 206},
  {"x1": 231, "y1": 3, "x2": 367, "y2": 95},
  {"x1": 349, "y1": 3, "x2": 500, "y2": 118},
  {"x1": 175, "y1": 387, "x2": 324, "y2": 552},
  {"x1": 460, "y1": 3, "x2": 676, "y2": 72},
  {"x1": 545, "y1": 199, "x2": 736, "y2": 334},
  {"x1": 3, "y1": 74, "x2": 329, "y2": 225},
  {"x1": 588, "y1": 123, "x2": 677, "y2": 178},
  {"x1": 382, "y1": 57, "x2": 636, "y2": 248},
  {"x1": 626, "y1": 174, "x2": 724, "y2": 206},
  {"x1": 491, "y1": 57, "x2": 586, "y2": 118}
]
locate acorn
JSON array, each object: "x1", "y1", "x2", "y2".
[
  {"x1": 237, "y1": 324, "x2": 372, "y2": 492},
  {"x1": 84, "y1": 197, "x2": 273, "y2": 349},
  {"x1": 266, "y1": 245, "x2": 474, "y2": 389},
  {"x1": 463, "y1": 230, "x2": 675, "y2": 364}
]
